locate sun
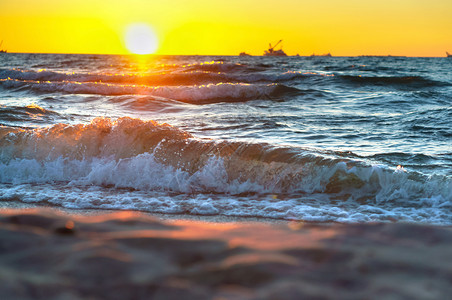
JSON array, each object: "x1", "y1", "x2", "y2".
[{"x1": 124, "y1": 23, "x2": 159, "y2": 55}]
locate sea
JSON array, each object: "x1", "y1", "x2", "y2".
[{"x1": 0, "y1": 53, "x2": 451, "y2": 224}]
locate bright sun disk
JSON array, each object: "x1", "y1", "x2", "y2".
[{"x1": 124, "y1": 23, "x2": 158, "y2": 55}]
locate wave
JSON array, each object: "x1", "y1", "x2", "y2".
[
  {"x1": 6, "y1": 69, "x2": 445, "y2": 89},
  {"x1": 225, "y1": 71, "x2": 335, "y2": 83},
  {"x1": 0, "y1": 68, "x2": 228, "y2": 86},
  {"x1": 338, "y1": 75, "x2": 449, "y2": 88},
  {"x1": 0, "y1": 104, "x2": 61, "y2": 124},
  {"x1": 0, "y1": 67, "x2": 333, "y2": 87},
  {"x1": 0, "y1": 78, "x2": 299, "y2": 103},
  {"x1": 1, "y1": 118, "x2": 451, "y2": 207}
]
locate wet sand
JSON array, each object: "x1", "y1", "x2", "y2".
[{"x1": 1, "y1": 208, "x2": 451, "y2": 299}]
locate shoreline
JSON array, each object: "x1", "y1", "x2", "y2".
[
  {"x1": 0, "y1": 201, "x2": 293, "y2": 225},
  {"x1": 1, "y1": 206, "x2": 451, "y2": 299},
  {"x1": 1, "y1": 201, "x2": 449, "y2": 227},
  {"x1": 2, "y1": 200, "x2": 450, "y2": 227}
]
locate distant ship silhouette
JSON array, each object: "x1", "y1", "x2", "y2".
[
  {"x1": 0, "y1": 40, "x2": 7, "y2": 53},
  {"x1": 310, "y1": 53, "x2": 332, "y2": 57},
  {"x1": 264, "y1": 40, "x2": 287, "y2": 56}
]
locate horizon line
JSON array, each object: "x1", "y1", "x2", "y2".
[{"x1": 1, "y1": 51, "x2": 450, "y2": 58}]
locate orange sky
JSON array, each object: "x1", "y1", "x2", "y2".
[{"x1": 1, "y1": 0, "x2": 451, "y2": 56}]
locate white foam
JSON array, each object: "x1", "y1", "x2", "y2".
[
  {"x1": 191, "y1": 201, "x2": 220, "y2": 215},
  {"x1": 0, "y1": 153, "x2": 266, "y2": 195},
  {"x1": 2, "y1": 179, "x2": 451, "y2": 224},
  {"x1": 1, "y1": 118, "x2": 451, "y2": 224},
  {"x1": 1, "y1": 78, "x2": 278, "y2": 102}
]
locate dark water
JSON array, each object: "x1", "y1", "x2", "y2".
[{"x1": 0, "y1": 53, "x2": 451, "y2": 224}]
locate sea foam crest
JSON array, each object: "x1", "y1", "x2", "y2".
[
  {"x1": 0, "y1": 68, "x2": 227, "y2": 86},
  {"x1": 1, "y1": 118, "x2": 451, "y2": 205},
  {"x1": 1, "y1": 146, "x2": 451, "y2": 205},
  {"x1": 0, "y1": 67, "x2": 333, "y2": 88},
  {"x1": 0, "y1": 78, "x2": 284, "y2": 103}
]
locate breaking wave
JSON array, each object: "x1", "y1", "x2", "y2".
[
  {"x1": 0, "y1": 77, "x2": 299, "y2": 103},
  {"x1": 1, "y1": 118, "x2": 450, "y2": 205},
  {"x1": 0, "y1": 67, "x2": 332, "y2": 87},
  {"x1": 2, "y1": 65, "x2": 449, "y2": 91}
]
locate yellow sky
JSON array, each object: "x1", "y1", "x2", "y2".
[{"x1": 1, "y1": 0, "x2": 451, "y2": 56}]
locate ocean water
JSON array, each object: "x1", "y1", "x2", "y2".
[{"x1": 0, "y1": 53, "x2": 451, "y2": 224}]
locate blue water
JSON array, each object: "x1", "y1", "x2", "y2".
[{"x1": 1, "y1": 53, "x2": 451, "y2": 224}]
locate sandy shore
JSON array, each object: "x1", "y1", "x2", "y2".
[{"x1": 1, "y1": 208, "x2": 451, "y2": 300}]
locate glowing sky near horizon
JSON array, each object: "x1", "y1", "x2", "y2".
[{"x1": 0, "y1": 0, "x2": 451, "y2": 56}]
